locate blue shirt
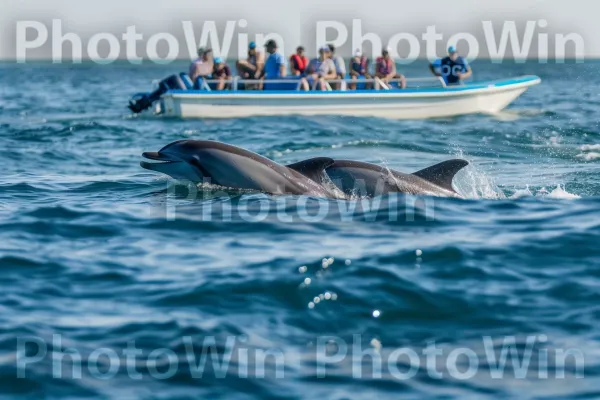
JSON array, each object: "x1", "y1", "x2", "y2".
[
  {"x1": 432, "y1": 56, "x2": 469, "y2": 84},
  {"x1": 264, "y1": 52, "x2": 286, "y2": 79}
]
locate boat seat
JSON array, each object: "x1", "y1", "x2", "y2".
[
  {"x1": 194, "y1": 76, "x2": 212, "y2": 90},
  {"x1": 263, "y1": 78, "x2": 302, "y2": 91},
  {"x1": 354, "y1": 76, "x2": 368, "y2": 91},
  {"x1": 179, "y1": 73, "x2": 194, "y2": 90}
]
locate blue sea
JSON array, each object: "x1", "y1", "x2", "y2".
[{"x1": 0, "y1": 60, "x2": 599, "y2": 399}]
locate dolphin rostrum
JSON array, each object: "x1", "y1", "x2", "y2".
[
  {"x1": 140, "y1": 140, "x2": 343, "y2": 198},
  {"x1": 288, "y1": 158, "x2": 469, "y2": 198}
]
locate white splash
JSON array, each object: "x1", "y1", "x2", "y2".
[
  {"x1": 509, "y1": 185, "x2": 580, "y2": 200},
  {"x1": 577, "y1": 152, "x2": 600, "y2": 161},
  {"x1": 545, "y1": 185, "x2": 581, "y2": 199},
  {"x1": 451, "y1": 151, "x2": 506, "y2": 200},
  {"x1": 576, "y1": 144, "x2": 600, "y2": 161},
  {"x1": 510, "y1": 186, "x2": 534, "y2": 199},
  {"x1": 581, "y1": 144, "x2": 600, "y2": 151}
]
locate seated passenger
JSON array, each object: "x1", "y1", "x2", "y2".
[
  {"x1": 375, "y1": 48, "x2": 406, "y2": 89},
  {"x1": 348, "y1": 49, "x2": 370, "y2": 90},
  {"x1": 290, "y1": 46, "x2": 309, "y2": 76},
  {"x1": 304, "y1": 46, "x2": 337, "y2": 90},
  {"x1": 189, "y1": 47, "x2": 214, "y2": 88},
  {"x1": 236, "y1": 42, "x2": 264, "y2": 80},
  {"x1": 328, "y1": 44, "x2": 347, "y2": 90},
  {"x1": 212, "y1": 57, "x2": 231, "y2": 90},
  {"x1": 429, "y1": 46, "x2": 472, "y2": 85}
]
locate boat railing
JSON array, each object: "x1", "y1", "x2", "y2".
[
  {"x1": 194, "y1": 76, "x2": 446, "y2": 92},
  {"x1": 314, "y1": 76, "x2": 447, "y2": 91}
]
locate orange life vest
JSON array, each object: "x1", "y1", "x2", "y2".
[{"x1": 290, "y1": 54, "x2": 308, "y2": 73}]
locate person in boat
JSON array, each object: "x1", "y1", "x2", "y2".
[
  {"x1": 304, "y1": 45, "x2": 337, "y2": 90},
  {"x1": 212, "y1": 57, "x2": 231, "y2": 90},
  {"x1": 348, "y1": 49, "x2": 370, "y2": 90},
  {"x1": 236, "y1": 41, "x2": 264, "y2": 80},
  {"x1": 374, "y1": 48, "x2": 406, "y2": 89},
  {"x1": 260, "y1": 39, "x2": 307, "y2": 90},
  {"x1": 189, "y1": 47, "x2": 214, "y2": 89},
  {"x1": 327, "y1": 44, "x2": 346, "y2": 90},
  {"x1": 429, "y1": 46, "x2": 472, "y2": 85},
  {"x1": 290, "y1": 46, "x2": 309, "y2": 76},
  {"x1": 262, "y1": 39, "x2": 287, "y2": 79}
]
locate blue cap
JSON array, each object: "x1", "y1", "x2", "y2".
[
  {"x1": 214, "y1": 57, "x2": 223, "y2": 64},
  {"x1": 448, "y1": 46, "x2": 456, "y2": 53},
  {"x1": 249, "y1": 42, "x2": 256, "y2": 49}
]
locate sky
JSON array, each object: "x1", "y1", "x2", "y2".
[{"x1": 2, "y1": 0, "x2": 598, "y2": 61}]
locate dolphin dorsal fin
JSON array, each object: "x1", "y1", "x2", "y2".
[
  {"x1": 286, "y1": 157, "x2": 335, "y2": 183},
  {"x1": 412, "y1": 159, "x2": 469, "y2": 193}
]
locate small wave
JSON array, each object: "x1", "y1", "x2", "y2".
[
  {"x1": 509, "y1": 187, "x2": 535, "y2": 199},
  {"x1": 265, "y1": 139, "x2": 390, "y2": 158},
  {"x1": 509, "y1": 185, "x2": 580, "y2": 199},
  {"x1": 581, "y1": 144, "x2": 600, "y2": 151},
  {"x1": 576, "y1": 144, "x2": 600, "y2": 161},
  {"x1": 576, "y1": 152, "x2": 600, "y2": 161},
  {"x1": 545, "y1": 185, "x2": 581, "y2": 199},
  {"x1": 490, "y1": 108, "x2": 550, "y2": 121}
]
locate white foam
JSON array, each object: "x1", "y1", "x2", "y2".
[
  {"x1": 509, "y1": 185, "x2": 580, "y2": 200},
  {"x1": 581, "y1": 144, "x2": 600, "y2": 151},
  {"x1": 510, "y1": 187, "x2": 534, "y2": 199},
  {"x1": 545, "y1": 185, "x2": 581, "y2": 200},
  {"x1": 577, "y1": 152, "x2": 600, "y2": 161}
]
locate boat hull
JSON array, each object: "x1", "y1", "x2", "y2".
[{"x1": 158, "y1": 76, "x2": 540, "y2": 119}]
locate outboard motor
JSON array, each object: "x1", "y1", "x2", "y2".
[{"x1": 128, "y1": 73, "x2": 191, "y2": 114}]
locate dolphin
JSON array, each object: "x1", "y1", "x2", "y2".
[
  {"x1": 288, "y1": 158, "x2": 469, "y2": 198},
  {"x1": 140, "y1": 140, "x2": 343, "y2": 198}
]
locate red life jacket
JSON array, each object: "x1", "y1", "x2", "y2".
[
  {"x1": 290, "y1": 54, "x2": 308, "y2": 72},
  {"x1": 376, "y1": 57, "x2": 393, "y2": 75}
]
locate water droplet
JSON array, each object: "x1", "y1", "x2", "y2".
[
  {"x1": 304, "y1": 278, "x2": 311, "y2": 285},
  {"x1": 327, "y1": 257, "x2": 334, "y2": 265},
  {"x1": 314, "y1": 297, "x2": 321, "y2": 304},
  {"x1": 416, "y1": 249, "x2": 423, "y2": 257},
  {"x1": 331, "y1": 293, "x2": 338, "y2": 300},
  {"x1": 308, "y1": 302, "x2": 315, "y2": 309},
  {"x1": 372, "y1": 310, "x2": 381, "y2": 318},
  {"x1": 299, "y1": 266, "x2": 307, "y2": 273},
  {"x1": 324, "y1": 292, "x2": 332, "y2": 300},
  {"x1": 345, "y1": 259, "x2": 351, "y2": 265}
]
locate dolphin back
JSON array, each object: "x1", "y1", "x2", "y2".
[
  {"x1": 411, "y1": 159, "x2": 469, "y2": 194},
  {"x1": 286, "y1": 157, "x2": 335, "y2": 183}
]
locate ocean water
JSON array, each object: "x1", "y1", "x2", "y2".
[{"x1": 0, "y1": 60, "x2": 599, "y2": 399}]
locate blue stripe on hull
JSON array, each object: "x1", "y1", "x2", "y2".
[{"x1": 167, "y1": 76, "x2": 541, "y2": 96}]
